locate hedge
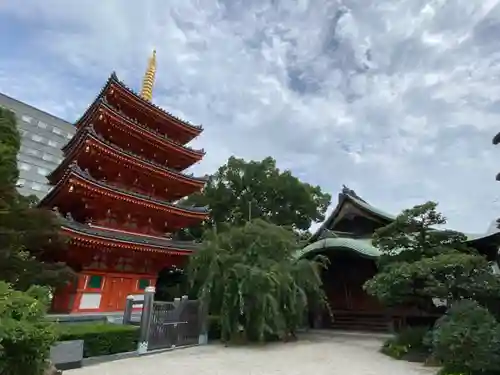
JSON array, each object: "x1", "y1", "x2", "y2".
[
  {"x1": 56, "y1": 323, "x2": 140, "y2": 358},
  {"x1": 208, "y1": 315, "x2": 221, "y2": 340}
]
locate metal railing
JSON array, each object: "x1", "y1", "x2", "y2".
[{"x1": 123, "y1": 287, "x2": 208, "y2": 354}]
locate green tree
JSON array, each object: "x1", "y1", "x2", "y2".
[
  {"x1": 0, "y1": 281, "x2": 58, "y2": 375},
  {"x1": 0, "y1": 107, "x2": 21, "y2": 204},
  {"x1": 364, "y1": 201, "x2": 500, "y2": 309},
  {"x1": 187, "y1": 219, "x2": 328, "y2": 343},
  {"x1": 177, "y1": 156, "x2": 331, "y2": 240},
  {"x1": 0, "y1": 107, "x2": 74, "y2": 291}
]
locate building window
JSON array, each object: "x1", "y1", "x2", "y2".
[
  {"x1": 21, "y1": 114, "x2": 33, "y2": 123},
  {"x1": 48, "y1": 140, "x2": 58, "y2": 148},
  {"x1": 31, "y1": 134, "x2": 43, "y2": 143},
  {"x1": 19, "y1": 163, "x2": 31, "y2": 171},
  {"x1": 37, "y1": 121, "x2": 47, "y2": 129},
  {"x1": 52, "y1": 127, "x2": 62, "y2": 135},
  {"x1": 37, "y1": 167, "x2": 49, "y2": 176},
  {"x1": 88, "y1": 275, "x2": 103, "y2": 289},
  {"x1": 42, "y1": 153, "x2": 53, "y2": 161},
  {"x1": 17, "y1": 179, "x2": 25, "y2": 187},
  {"x1": 31, "y1": 182, "x2": 42, "y2": 191},
  {"x1": 138, "y1": 279, "x2": 150, "y2": 290}
]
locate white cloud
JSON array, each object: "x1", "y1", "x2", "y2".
[{"x1": 1, "y1": 0, "x2": 500, "y2": 232}]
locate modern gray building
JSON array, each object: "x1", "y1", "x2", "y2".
[{"x1": 0, "y1": 93, "x2": 76, "y2": 199}]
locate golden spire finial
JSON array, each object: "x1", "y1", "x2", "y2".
[{"x1": 140, "y1": 49, "x2": 157, "y2": 102}]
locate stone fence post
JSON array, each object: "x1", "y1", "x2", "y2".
[
  {"x1": 122, "y1": 295, "x2": 134, "y2": 325},
  {"x1": 137, "y1": 286, "x2": 155, "y2": 354},
  {"x1": 198, "y1": 300, "x2": 208, "y2": 345}
]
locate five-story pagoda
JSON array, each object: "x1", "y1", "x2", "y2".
[{"x1": 41, "y1": 51, "x2": 209, "y2": 314}]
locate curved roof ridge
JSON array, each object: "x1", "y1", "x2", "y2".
[
  {"x1": 109, "y1": 72, "x2": 203, "y2": 132},
  {"x1": 99, "y1": 99, "x2": 205, "y2": 156},
  {"x1": 63, "y1": 162, "x2": 209, "y2": 215},
  {"x1": 296, "y1": 237, "x2": 380, "y2": 260},
  {"x1": 53, "y1": 212, "x2": 200, "y2": 251}
]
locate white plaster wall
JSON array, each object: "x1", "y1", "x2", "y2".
[{"x1": 79, "y1": 293, "x2": 102, "y2": 310}]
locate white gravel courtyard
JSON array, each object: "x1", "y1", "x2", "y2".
[{"x1": 68, "y1": 332, "x2": 436, "y2": 375}]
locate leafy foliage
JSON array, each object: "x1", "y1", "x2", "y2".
[
  {"x1": 177, "y1": 156, "x2": 331, "y2": 240},
  {"x1": 0, "y1": 107, "x2": 74, "y2": 291},
  {"x1": 187, "y1": 219, "x2": 328, "y2": 343},
  {"x1": 431, "y1": 300, "x2": 500, "y2": 374},
  {"x1": 364, "y1": 202, "x2": 500, "y2": 308},
  {"x1": 381, "y1": 326, "x2": 432, "y2": 360},
  {"x1": 57, "y1": 323, "x2": 139, "y2": 358},
  {"x1": 0, "y1": 107, "x2": 20, "y2": 201},
  {"x1": 0, "y1": 281, "x2": 58, "y2": 375}
]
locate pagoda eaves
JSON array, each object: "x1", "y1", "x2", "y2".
[
  {"x1": 76, "y1": 73, "x2": 202, "y2": 145},
  {"x1": 64, "y1": 99, "x2": 204, "y2": 171},
  {"x1": 41, "y1": 163, "x2": 208, "y2": 233},
  {"x1": 49, "y1": 126, "x2": 207, "y2": 201},
  {"x1": 58, "y1": 214, "x2": 199, "y2": 254}
]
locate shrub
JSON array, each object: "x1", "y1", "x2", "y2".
[
  {"x1": 57, "y1": 323, "x2": 139, "y2": 358},
  {"x1": 207, "y1": 315, "x2": 221, "y2": 340},
  {"x1": 431, "y1": 300, "x2": 500, "y2": 374},
  {"x1": 381, "y1": 326, "x2": 432, "y2": 361},
  {"x1": 0, "y1": 282, "x2": 58, "y2": 375}
]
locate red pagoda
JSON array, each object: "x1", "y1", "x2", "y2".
[{"x1": 41, "y1": 51, "x2": 209, "y2": 314}]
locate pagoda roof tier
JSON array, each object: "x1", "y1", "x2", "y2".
[
  {"x1": 56, "y1": 214, "x2": 200, "y2": 254},
  {"x1": 41, "y1": 163, "x2": 209, "y2": 221},
  {"x1": 76, "y1": 72, "x2": 202, "y2": 144},
  {"x1": 49, "y1": 125, "x2": 208, "y2": 195},
  {"x1": 63, "y1": 99, "x2": 205, "y2": 170}
]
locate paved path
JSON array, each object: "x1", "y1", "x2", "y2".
[{"x1": 68, "y1": 333, "x2": 436, "y2": 375}]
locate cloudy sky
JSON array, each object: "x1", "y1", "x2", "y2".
[{"x1": 1, "y1": 0, "x2": 500, "y2": 233}]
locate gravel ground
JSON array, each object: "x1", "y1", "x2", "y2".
[{"x1": 68, "y1": 332, "x2": 436, "y2": 375}]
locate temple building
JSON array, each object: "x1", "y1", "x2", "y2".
[
  {"x1": 298, "y1": 186, "x2": 500, "y2": 331},
  {"x1": 41, "y1": 51, "x2": 210, "y2": 314}
]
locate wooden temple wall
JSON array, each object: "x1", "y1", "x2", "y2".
[{"x1": 51, "y1": 271, "x2": 158, "y2": 313}]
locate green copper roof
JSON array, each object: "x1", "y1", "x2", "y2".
[
  {"x1": 311, "y1": 187, "x2": 500, "y2": 246},
  {"x1": 296, "y1": 237, "x2": 380, "y2": 260},
  {"x1": 297, "y1": 231, "x2": 500, "y2": 261}
]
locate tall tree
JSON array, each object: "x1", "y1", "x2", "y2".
[
  {"x1": 0, "y1": 107, "x2": 73, "y2": 291},
  {"x1": 187, "y1": 219, "x2": 328, "y2": 342},
  {"x1": 178, "y1": 156, "x2": 331, "y2": 240},
  {"x1": 363, "y1": 201, "x2": 500, "y2": 310}
]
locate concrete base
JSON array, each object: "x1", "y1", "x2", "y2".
[{"x1": 50, "y1": 340, "x2": 84, "y2": 371}]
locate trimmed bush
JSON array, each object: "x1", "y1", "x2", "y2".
[
  {"x1": 207, "y1": 315, "x2": 221, "y2": 340},
  {"x1": 57, "y1": 323, "x2": 139, "y2": 358},
  {"x1": 381, "y1": 326, "x2": 432, "y2": 361},
  {"x1": 431, "y1": 300, "x2": 500, "y2": 374},
  {"x1": 0, "y1": 282, "x2": 58, "y2": 375}
]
